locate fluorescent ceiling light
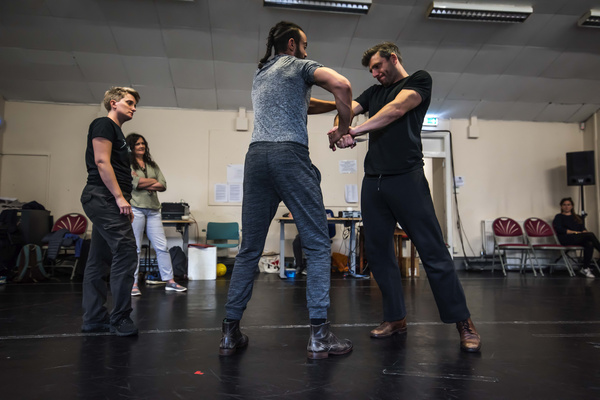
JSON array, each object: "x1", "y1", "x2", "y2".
[
  {"x1": 263, "y1": 0, "x2": 371, "y2": 15},
  {"x1": 426, "y1": 2, "x2": 532, "y2": 23},
  {"x1": 578, "y1": 9, "x2": 600, "y2": 28}
]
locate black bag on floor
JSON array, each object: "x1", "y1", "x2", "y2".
[{"x1": 169, "y1": 246, "x2": 188, "y2": 279}]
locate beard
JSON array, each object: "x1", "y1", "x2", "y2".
[{"x1": 294, "y1": 47, "x2": 306, "y2": 59}]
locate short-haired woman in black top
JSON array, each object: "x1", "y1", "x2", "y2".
[{"x1": 553, "y1": 197, "x2": 599, "y2": 278}]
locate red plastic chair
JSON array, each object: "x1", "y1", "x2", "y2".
[
  {"x1": 523, "y1": 218, "x2": 575, "y2": 276},
  {"x1": 46, "y1": 213, "x2": 88, "y2": 279},
  {"x1": 52, "y1": 213, "x2": 88, "y2": 237},
  {"x1": 492, "y1": 217, "x2": 534, "y2": 276}
]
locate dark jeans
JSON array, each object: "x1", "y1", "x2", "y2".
[
  {"x1": 558, "y1": 232, "x2": 600, "y2": 268},
  {"x1": 80, "y1": 185, "x2": 138, "y2": 326},
  {"x1": 361, "y1": 168, "x2": 470, "y2": 324},
  {"x1": 225, "y1": 142, "x2": 331, "y2": 320}
]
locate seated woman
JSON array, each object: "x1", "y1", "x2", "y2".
[
  {"x1": 126, "y1": 133, "x2": 187, "y2": 295},
  {"x1": 553, "y1": 197, "x2": 599, "y2": 278}
]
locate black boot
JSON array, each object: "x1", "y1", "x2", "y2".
[
  {"x1": 307, "y1": 322, "x2": 353, "y2": 359},
  {"x1": 219, "y1": 319, "x2": 249, "y2": 356}
]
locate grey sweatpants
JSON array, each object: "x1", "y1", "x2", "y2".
[{"x1": 225, "y1": 142, "x2": 331, "y2": 320}]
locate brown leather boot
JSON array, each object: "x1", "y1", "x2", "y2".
[
  {"x1": 307, "y1": 322, "x2": 353, "y2": 359},
  {"x1": 219, "y1": 319, "x2": 249, "y2": 356},
  {"x1": 456, "y1": 318, "x2": 481, "y2": 352},
  {"x1": 370, "y1": 318, "x2": 407, "y2": 338}
]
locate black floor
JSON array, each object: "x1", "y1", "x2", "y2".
[{"x1": 1, "y1": 267, "x2": 599, "y2": 399}]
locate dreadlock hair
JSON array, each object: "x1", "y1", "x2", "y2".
[
  {"x1": 258, "y1": 21, "x2": 304, "y2": 68},
  {"x1": 126, "y1": 133, "x2": 157, "y2": 170}
]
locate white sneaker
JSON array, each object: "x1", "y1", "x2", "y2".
[{"x1": 580, "y1": 268, "x2": 595, "y2": 279}]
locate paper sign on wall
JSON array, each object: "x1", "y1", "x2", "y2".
[{"x1": 345, "y1": 184, "x2": 358, "y2": 203}]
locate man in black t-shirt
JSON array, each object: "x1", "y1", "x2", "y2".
[
  {"x1": 331, "y1": 42, "x2": 481, "y2": 352},
  {"x1": 80, "y1": 87, "x2": 140, "y2": 337}
]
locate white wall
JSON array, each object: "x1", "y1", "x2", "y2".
[
  {"x1": 0, "y1": 100, "x2": 594, "y2": 259},
  {"x1": 448, "y1": 118, "x2": 586, "y2": 256}
]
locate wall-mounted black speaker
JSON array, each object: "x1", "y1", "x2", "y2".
[{"x1": 566, "y1": 151, "x2": 595, "y2": 186}]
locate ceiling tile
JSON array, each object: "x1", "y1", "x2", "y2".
[
  {"x1": 517, "y1": 77, "x2": 562, "y2": 103},
  {"x1": 503, "y1": 46, "x2": 562, "y2": 77},
  {"x1": 447, "y1": 74, "x2": 499, "y2": 101},
  {"x1": 213, "y1": 62, "x2": 256, "y2": 91},
  {"x1": 111, "y1": 26, "x2": 167, "y2": 57},
  {"x1": 212, "y1": 29, "x2": 260, "y2": 64},
  {"x1": 567, "y1": 104, "x2": 600, "y2": 123},
  {"x1": 96, "y1": 0, "x2": 159, "y2": 26},
  {"x1": 156, "y1": 0, "x2": 211, "y2": 29},
  {"x1": 0, "y1": 0, "x2": 50, "y2": 16},
  {"x1": 352, "y1": 4, "x2": 411, "y2": 40},
  {"x1": 472, "y1": 101, "x2": 514, "y2": 120},
  {"x1": 216, "y1": 89, "x2": 252, "y2": 110},
  {"x1": 464, "y1": 45, "x2": 522, "y2": 75},
  {"x1": 437, "y1": 99, "x2": 479, "y2": 119},
  {"x1": 58, "y1": 19, "x2": 118, "y2": 53},
  {"x1": 131, "y1": 85, "x2": 177, "y2": 108},
  {"x1": 0, "y1": 14, "x2": 69, "y2": 50},
  {"x1": 169, "y1": 59, "x2": 215, "y2": 89},
  {"x1": 122, "y1": 56, "x2": 173, "y2": 87},
  {"x1": 74, "y1": 52, "x2": 130, "y2": 83},
  {"x1": 175, "y1": 88, "x2": 217, "y2": 110},
  {"x1": 482, "y1": 75, "x2": 532, "y2": 102},
  {"x1": 535, "y1": 103, "x2": 583, "y2": 122},
  {"x1": 45, "y1": 81, "x2": 95, "y2": 103},
  {"x1": 398, "y1": 42, "x2": 438, "y2": 72},
  {"x1": 162, "y1": 28, "x2": 213, "y2": 60},
  {"x1": 527, "y1": 15, "x2": 576, "y2": 48},
  {"x1": 429, "y1": 71, "x2": 461, "y2": 98},
  {"x1": 44, "y1": 0, "x2": 104, "y2": 20},
  {"x1": 503, "y1": 102, "x2": 548, "y2": 121},
  {"x1": 486, "y1": 14, "x2": 554, "y2": 47},
  {"x1": 554, "y1": 80, "x2": 600, "y2": 104},
  {"x1": 542, "y1": 52, "x2": 600, "y2": 80},
  {"x1": 0, "y1": 78, "x2": 53, "y2": 102},
  {"x1": 209, "y1": 0, "x2": 261, "y2": 31},
  {"x1": 425, "y1": 44, "x2": 480, "y2": 74}
]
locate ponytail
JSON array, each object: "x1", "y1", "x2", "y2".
[{"x1": 258, "y1": 21, "x2": 303, "y2": 69}]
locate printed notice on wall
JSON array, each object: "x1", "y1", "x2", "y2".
[
  {"x1": 339, "y1": 160, "x2": 357, "y2": 174},
  {"x1": 227, "y1": 164, "x2": 244, "y2": 183},
  {"x1": 345, "y1": 184, "x2": 358, "y2": 203},
  {"x1": 214, "y1": 184, "x2": 228, "y2": 202},
  {"x1": 228, "y1": 184, "x2": 243, "y2": 203}
]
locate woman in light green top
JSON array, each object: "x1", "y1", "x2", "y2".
[{"x1": 126, "y1": 133, "x2": 186, "y2": 295}]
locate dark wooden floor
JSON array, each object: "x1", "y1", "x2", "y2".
[{"x1": 1, "y1": 266, "x2": 599, "y2": 399}]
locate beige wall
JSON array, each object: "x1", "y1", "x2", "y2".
[{"x1": 1, "y1": 100, "x2": 596, "y2": 258}]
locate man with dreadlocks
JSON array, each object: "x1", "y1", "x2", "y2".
[{"x1": 219, "y1": 21, "x2": 354, "y2": 359}]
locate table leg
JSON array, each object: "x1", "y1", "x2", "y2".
[{"x1": 349, "y1": 222, "x2": 356, "y2": 274}]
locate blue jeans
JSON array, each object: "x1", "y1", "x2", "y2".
[
  {"x1": 131, "y1": 207, "x2": 174, "y2": 282},
  {"x1": 225, "y1": 142, "x2": 331, "y2": 320}
]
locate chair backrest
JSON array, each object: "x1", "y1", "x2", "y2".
[
  {"x1": 52, "y1": 213, "x2": 87, "y2": 235},
  {"x1": 523, "y1": 218, "x2": 554, "y2": 238},
  {"x1": 206, "y1": 222, "x2": 239, "y2": 241},
  {"x1": 492, "y1": 217, "x2": 523, "y2": 237},
  {"x1": 524, "y1": 218, "x2": 559, "y2": 246}
]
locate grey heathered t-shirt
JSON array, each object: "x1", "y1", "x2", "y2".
[{"x1": 251, "y1": 54, "x2": 323, "y2": 146}]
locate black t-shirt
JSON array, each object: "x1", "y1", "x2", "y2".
[
  {"x1": 85, "y1": 117, "x2": 132, "y2": 196},
  {"x1": 355, "y1": 70, "x2": 432, "y2": 175}
]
